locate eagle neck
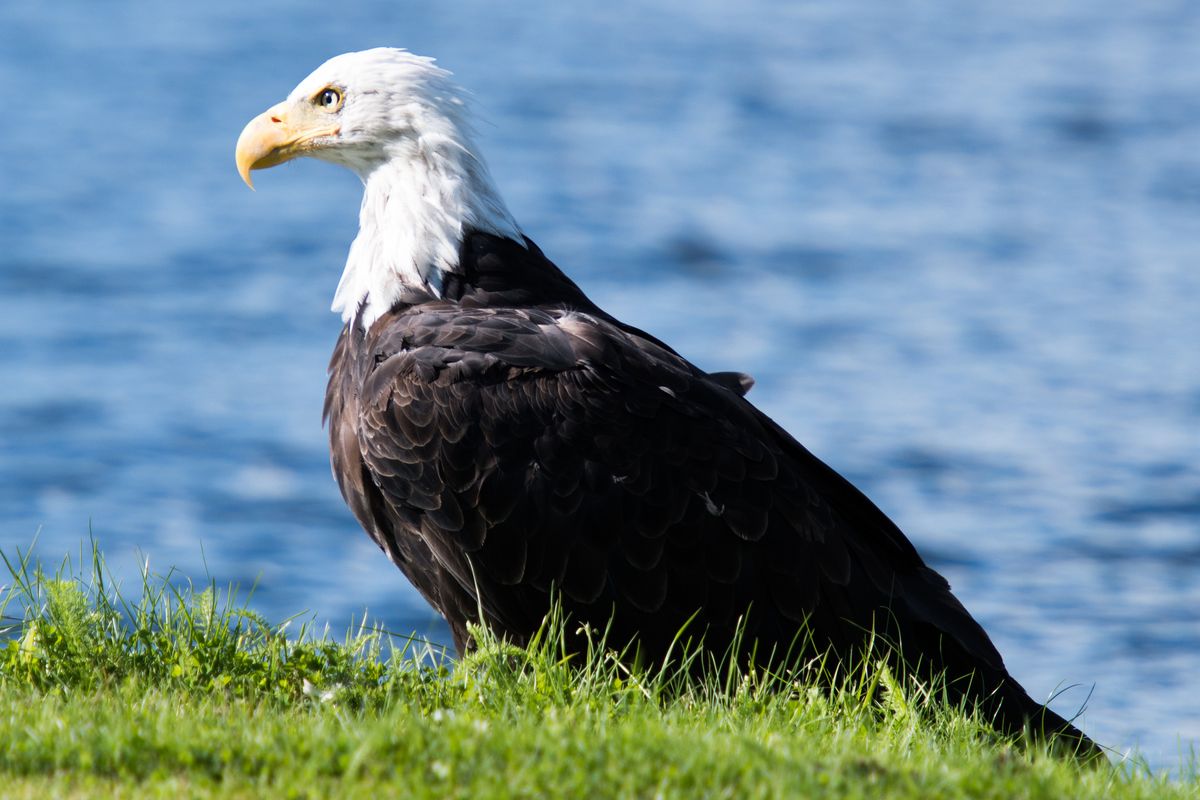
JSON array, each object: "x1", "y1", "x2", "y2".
[{"x1": 332, "y1": 135, "x2": 522, "y2": 328}]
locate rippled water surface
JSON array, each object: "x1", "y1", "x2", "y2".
[{"x1": 1, "y1": 1, "x2": 1197, "y2": 768}]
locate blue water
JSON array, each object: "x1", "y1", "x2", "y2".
[{"x1": 1, "y1": 1, "x2": 1197, "y2": 769}]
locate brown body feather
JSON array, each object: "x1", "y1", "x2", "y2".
[{"x1": 324, "y1": 231, "x2": 1101, "y2": 759}]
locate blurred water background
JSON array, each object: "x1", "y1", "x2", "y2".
[{"x1": 1, "y1": 0, "x2": 1197, "y2": 769}]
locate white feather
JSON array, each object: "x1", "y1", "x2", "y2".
[{"x1": 286, "y1": 49, "x2": 523, "y2": 328}]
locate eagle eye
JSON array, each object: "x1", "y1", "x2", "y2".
[{"x1": 316, "y1": 88, "x2": 343, "y2": 111}]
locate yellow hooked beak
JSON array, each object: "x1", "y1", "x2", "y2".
[{"x1": 235, "y1": 101, "x2": 340, "y2": 189}]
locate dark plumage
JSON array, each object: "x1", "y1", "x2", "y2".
[
  {"x1": 325, "y1": 232, "x2": 1099, "y2": 758},
  {"x1": 237, "y1": 48, "x2": 1102, "y2": 761}
]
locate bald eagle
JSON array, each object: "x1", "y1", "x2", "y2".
[{"x1": 236, "y1": 48, "x2": 1100, "y2": 758}]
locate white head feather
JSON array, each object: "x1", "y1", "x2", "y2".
[{"x1": 283, "y1": 48, "x2": 523, "y2": 327}]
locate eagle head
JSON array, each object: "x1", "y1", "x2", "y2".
[
  {"x1": 235, "y1": 48, "x2": 472, "y2": 186},
  {"x1": 234, "y1": 48, "x2": 521, "y2": 325}
]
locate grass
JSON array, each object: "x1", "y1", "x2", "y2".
[{"x1": 0, "y1": 544, "x2": 1195, "y2": 799}]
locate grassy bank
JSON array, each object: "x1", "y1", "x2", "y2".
[{"x1": 0, "y1": 546, "x2": 1194, "y2": 799}]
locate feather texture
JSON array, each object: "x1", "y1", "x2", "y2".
[{"x1": 322, "y1": 232, "x2": 1101, "y2": 759}]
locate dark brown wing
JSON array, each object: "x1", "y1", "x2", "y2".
[
  {"x1": 345, "y1": 303, "x2": 976, "y2": 649},
  {"x1": 330, "y1": 297, "x2": 1097, "y2": 757}
]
